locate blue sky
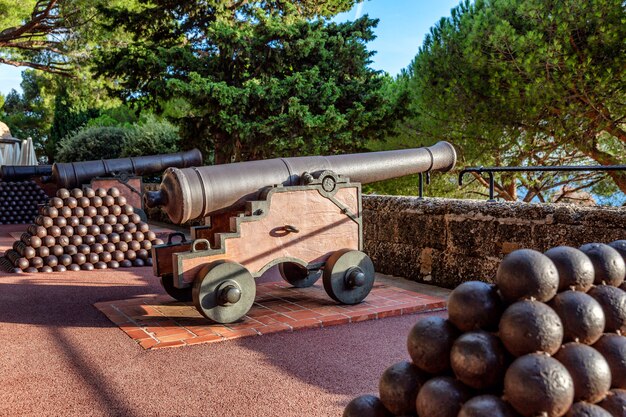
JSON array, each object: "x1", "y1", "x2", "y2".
[{"x1": 0, "y1": 0, "x2": 461, "y2": 96}]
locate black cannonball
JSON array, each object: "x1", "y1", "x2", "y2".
[
  {"x1": 51, "y1": 245, "x2": 64, "y2": 257},
  {"x1": 448, "y1": 281, "x2": 503, "y2": 331},
  {"x1": 80, "y1": 262, "x2": 94, "y2": 271},
  {"x1": 565, "y1": 402, "x2": 613, "y2": 417},
  {"x1": 42, "y1": 236, "x2": 56, "y2": 248},
  {"x1": 56, "y1": 235, "x2": 70, "y2": 247},
  {"x1": 25, "y1": 267, "x2": 38, "y2": 273},
  {"x1": 545, "y1": 246, "x2": 595, "y2": 292},
  {"x1": 52, "y1": 265, "x2": 67, "y2": 273},
  {"x1": 39, "y1": 265, "x2": 53, "y2": 273},
  {"x1": 103, "y1": 243, "x2": 116, "y2": 253},
  {"x1": 378, "y1": 361, "x2": 428, "y2": 416},
  {"x1": 72, "y1": 253, "x2": 86, "y2": 265},
  {"x1": 99, "y1": 252, "x2": 112, "y2": 263},
  {"x1": 115, "y1": 241, "x2": 128, "y2": 252},
  {"x1": 499, "y1": 299, "x2": 563, "y2": 356},
  {"x1": 451, "y1": 330, "x2": 507, "y2": 389},
  {"x1": 58, "y1": 254, "x2": 72, "y2": 267},
  {"x1": 112, "y1": 250, "x2": 125, "y2": 262},
  {"x1": 343, "y1": 395, "x2": 392, "y2": 417},
  {"x1": 48, "y1": 225, "x2": 62, "y2": 238},
  {"x1": 36, "y1": 246, "x2": 49, "y2": 258},
  {"x1": 119, "y1": 259, "x2": 133, "y2": 268},
  {"x1": 580, "y1": 243, "x2": 625, "y2": 287},
  {"x1": 407, "y1": 316, "x2": 458, "y2": 374},
  {"x1": 128, "y1": 240, "x2": 141, "y2": 252},
  {"x1": 107, "y1": 260, "x2": 120, "y2": 269},
  {"x1": 132, "y1": 258, "x2": 145, "y2": 267},
  {"x1": 125, "y1": 249, "x2": 137, "y2": 261},
  {"x1": 30, "y1": 257, "x2": 44, "y2": 269},
  {"x1": 504, "y1": 353, "x2": 574, "y2": 417},
  {"x1": 92, "y1": 214, "x2": 104, "y2": 225},
  {"x1": 64, "y1": 245, "x2": 78, "y2": 256},
  {"x1": 94, "y1": 261, "x2": 107, "y2": 270},
  {"x1": 458, "y1": 395, "x2": 519, "y2": 417},
  {"x1": 549, "y1": 290, "x2": 606, "y2": 345},
  {"x1": 587, "y1": 285, "x2": 626, "y2": 334},
  {"x1": 597, "y1": 389, "x2": 626, "y2": 417},
  {"x1": 61, "y1": 226, "x2": 74, "y2": 237},
  {"x1": 124, "y1": 222, "x2": 137, "y2": 233},
  {"x1": 17, "y1": 257, "x2": 30, "y2": 270},
  {"x1": 87, "y1": 253, "x2": 99, "y2": 264},
  {"x1": 497, "y1": 249, "x2": 559, "y2": 303},
  {"x1": 415, "y1": 376, "x2": 472, "y2": 417},
  {"x1": 554, "y1": 343, "x2": 611, "y2": 403},
  {"x1": 136, "y1": 249, "x2": 149, "y2": 261},
  {"x1": 87, "y1": 225, "x2": 101, "y2": 236},
  {"x1": 43, "y1": 255, "x2": 58, "y2": 268},
  {"x1": 593, "y1": 334, "x2": 626, "y2": 389},
  {"x1": 100, "y1": 224, "x2": 113, "y2": 235},
  {"x1": 145, "y1": 257, "x2": 153, "y2": 267},
  {"x1": 113, "y1": 223, "x2": 125, "y2": 234}
]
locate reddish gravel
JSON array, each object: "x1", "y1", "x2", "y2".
[{"x1": 0, "y1": 252, "x2": 445, "y2": 416}]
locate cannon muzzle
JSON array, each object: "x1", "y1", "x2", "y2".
[
  {"x1": 51, "y1": 149, "x2": 203, "y2": 189},
  {"x1": 0, "y1": 165, "x2": 53, "y2": 181},
  {"x1": 146, "y1": 141, "x2": 457, "y2": 224}
]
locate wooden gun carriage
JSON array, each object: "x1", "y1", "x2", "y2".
[{"x1": 147, "y1": 142, "x2": 457, "y2": 323}]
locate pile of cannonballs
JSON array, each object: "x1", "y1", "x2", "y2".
[
  {"x1": 344, "y1": 242, "x2": 626, "y2": 417},
  {"x1": 0, "y1": 181, "x2": 49, "y2": 224},
  {"x1": 0, "y1": 187, "x2": 164, "y2": 273}
]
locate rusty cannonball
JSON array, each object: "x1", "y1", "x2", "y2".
[
  {"x1": 114, "y1": 195, "x2": 127, "y2": 207},
  {"x1": 505, "y1": 353, "x2": 574, "y2": 417},
  {"x1": 103, "y1": 243, "x2": 116, "y2": 253},
  {"x1": 499, "y1": 299, "x2": 564, "y2": 356},
  {"x1": 112, "y1": 223, "x2": 125, "y2": 234},
  {"x1": 110, "y1": 205, "x2": 122, "y2": 216},
  {"x1": 593, "y1": 334, "x2": 626, "y2": 389},
  {"x1": 77, "y1": 196, "x2": 90, "y2": 208},
  {"x1": 128, "y1": 240, "x2": 141, "y2": 252},
  {"x1": 50, "y1": 196, "x2": 64, "y2": 208},
  {"x1": 125, "y1": 249, "x2": 137, "y2": 261},
  {"x1": 72, "y1": 207, "x2": 84, "y2": 218},
  {"x1": 61, "y1": 226, "x2": 74, "y2": 237},
  {"x1": 87, "y1": 253, "x2": 99, "y2": 264},
  {"x1": 152, "y1": 238, "x2": 164, "y2": 246},
  {"x1": 77, "y1": 244, "x2": 90, "y2": 255},
  {"x1": 22, "y1": 234, "x2": 42, "y2": 249},
  {"x1": 84, "y1": 206, "x2": 97, "y2": 218},
  {"x1": 124, "y1": 223, "x2": 137, "y2": 233},
  {"x1": 448, "y1": 281, "x2": 503, "y2": 331},
  {"x1": 342, "y1": 394, "x2": 392, "y2": 417},
  {"x1": 94, "y1": 261, "x2": 107, "y2": 270},
  {"x1": 67, "y1": 263, "x2": 80, "y2": 272},
  {"x1": 87, "y1": 225, "x2": 100, "y2": 236},
  {"x1": 58, "y1": 254, "x2": 72, "y2": 266},
  {"x1": 56, "y1": 188, "x2": 70, "y2": 199},
  {"x1": 137, "y1": 222, "x2": 149, "y2": 233},
  {"x1": 120, "y1": 259, "x2": 132, "y2": 268},
  {"x1": 72, "y1": 253, "x2": 86, "y2": 265},
  {"x1": 92, "y1": 214, "x2": 104, "y2": 226},
  {"x1": 100, "y1": 224, "x2": 113, "y2": 235},
  {"x1": 70, "y1": 188, "x2": 83, "y2": 199},
  {"x1": 580, "y1": 244, "x2": 626, "y2": 287},
  {"x1": 95, "y1": 187, "x2": 107, "y2": 198},
  {"x1": 136, "y1": 249, "x2": 149, "y2": 261},
  {"x1": 90, "y1": 196, "x2": 103, "y2": 208},
  {"x1": 42, "y1": 236, "x2": 56, "y2": 248},
  {"x1": 43, "y1": 206, "x2": 58, "y2": 219},
  {"x1": 497, "y1": 249, "x2": 559, "y2": 303},
  {"x1": 30, "y1": 257, "x2": 44, "y2": 269},
  {"x1": 107, "y1": 260, "x2": 120, "y2": 269},
  {"x1": 549, "y1": 290, "x2": 606, "y2": 345},
  {"x1": 564, "y1": 402, "x2": 613, "y2": 417},
  {"x1": 34, "y1": 225, "x2": 48, "y2": 238},
  {"x1": 83, "y1": 235, "x2": 96, "y2": 246},
  {"x1": 102, "y1": 195, "x2": 114, "y2": 207},
  {"x1": 39, "y1": 265, "x2": 53, "y2": 273},
  {"x1": 53, "y1": 216, "x2": 67, "y2": 228},
  {"x1": 108, "y1": 187, "x2": 120, "y2": 197},
  {"x1": 83, "y1": 187, "x2": 95, "y2": 198},
  {"x1": 59, "y1": 206, "x2": 72, "y2": 218},
  {"x1": 415, "y1": 376, "x2": 472, "y2": 417},
  {"x1": 407, "y1": 316, "x2": 459, "y2": 374},
  {"x1": 53, "y1": 265, "x2": 66, "y2": 273},
  {"x1": 22, "y1": 246, "x2": 36, "y2": 260},
  {"x1": 123, "y1": 205, "x2": 134, "y2": 216},
  {"x1": 51, "y1": 245, "x2": 64, "y2": 257},
  {"x1": 108, "y1": 233, "x2": 120, "y2": 244},
  {"x1": 17, "y1": 258, "x2": 30, "y2": 270},
  {"x1": 141, "y1": 240, "x2": 152, "y2": 251},
  {"x1": 458, "y1": 395, "x2": 519, "y2": 417},
  {"x1": 120, "y1": 231, "x2": 133, "y2": 243},
  {"x1": 47, "y1": 225, "x2": 61, "y2": 238},
  {"x1": 81, "y1": 262, "x2": 94, "y2": 271},
  {"x1": 115, "y1": 241, "x2": 128, "y2": 252},
  {"x1": 38, "y1": 216, "x2": 54, "y2": 228},
  {"x1": 99, "y1": 252, "x2": 112, "y2": 263},
  {"x1": 554, "y1": 343, "x2": 611, "y2": 403},
  {"x1": 597, "y1": 389, "x2": 626, "y2": 417},
  {"x1": 378, "y1": 361, "x2": 428, "y2": 416},
  {"x1": 132, "y1": 258, "x2": 145, "y2": 267},
  {"x1": 64, "y1": 245, "x2": 78, "y2": 256},
  {"x1": 90, "y1": 243, "x2": 104, "y2": 254},
  {"x1": 56, "y1": 235, "x2": 69, "y2": 247},
  {"x1": 95, "y1": 234, "x2": 108, "y2": 245},
  {"x1": 451, "y1": 330, "x2": 507, "y2": 389},
  {"x1": 24, "y1": 267, "x2": 38, "y2": 273},
  {"x1": 79, "y1": 216, "x2": 93, "y2": 227},
  {"x1": 104, "y1": 214, "x2": 117, "y2": 225},
  {"x1": 64, "y1": 197, "x2": 77, "y2": 209},
  {"x1": 545, "y1": 246, "x2": 595, "y2": 292},
  {"x1": 112, "y1": 250, "x2": 125, "y2": 262},
  {"x1": 74, "y1": 225, "x2": 87, "y2": 237},
  {"x1": 145, "y1": 231, "x2": 157, "y2": 241},
  {"x1": 587, "y1": 285, "x2": 626, "y2": 334},
  {"x1": 36, "y1": 246, "x2": 49, "y2": 258},
  {"x1": 69, "y1": 235, "x2": 82, "y2": 247},
  {"x1": 43, "y1": 255, "x2": 58, "y2": 268},
  {"x1": 67, "y1": 216, "x2": 79, "y2": 227},
  {"x1": 97, "y1": 206, "x2": 109, "y2": 216},
  {"x1": 133, "y1": 232, "x2": 145, "y2": 243}
]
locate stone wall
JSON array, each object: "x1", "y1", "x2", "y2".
[{"x1": 363, "y1": 196, "x2": 626, "y2": 288}]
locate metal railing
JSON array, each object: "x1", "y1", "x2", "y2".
[{"x1": 458, "y1": 165, "x2": 626, "y2": 202}]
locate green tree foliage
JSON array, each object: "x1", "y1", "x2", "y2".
[
  {"x1": 405, "y1": 0, "x2": 626, "y2": 200},
  {"x1": 56, "y1": 126, "x2": 127, "y2": 162},
  {"x1": 96, "y1": 0, "x2": 407, "y2": 163},
  {"x1": 121, "y1": 114, "x2": 180, "y2": 157}
]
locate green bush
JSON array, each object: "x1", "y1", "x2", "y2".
[
  {"x1": 56, "y1": 126, "x2": 127, "y2": 162},
  {"x1": 121, "y1": 115, "x2": 180, "y2": 157}
]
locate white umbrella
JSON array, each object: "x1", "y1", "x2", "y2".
[
  {"x1": 3, "y1": 142, "x2": 15, "y2": 165},
  {"x1": 0, "y1": 146, "x2": 4, "y2": 168}
]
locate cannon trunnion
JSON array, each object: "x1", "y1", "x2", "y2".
[{"x1": 150, "y1": 142, "x2": 457, "y2": 323}]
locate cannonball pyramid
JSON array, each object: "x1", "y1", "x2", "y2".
[
  {"x1": 344, "y1": 242, "x2": 626, "y2": 417},
  {"x1": 0, "y1": 180, "x2": 49, "y2": 224},
  {"x1": 0, "y1": 187, "x2": 165, "y2": 273}
]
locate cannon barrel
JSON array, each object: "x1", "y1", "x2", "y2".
[
  {"x1": 145, "y1": 141, "x2": 457, "y2": 224},
  {"x1": 51, "y1": 149, "x2": 203, "y2": 189},
  {"x1": 0, "y1": 165, "x2": 53, "y2": 181}
]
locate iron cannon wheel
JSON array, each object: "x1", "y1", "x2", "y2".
[
  {"x1": 323, "y1": 249, "x2": 375, "y2": 304},
  {"x1": 192, "y1": 260, "x2": 256, "y2": 324},
  {"x1": 160, "y1": 273, "x2": 193, "y2": 302},
  {"x1": 278, "y1": 262, "x2": 322, "y2": 288}
]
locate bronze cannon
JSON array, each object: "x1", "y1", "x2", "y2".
[{"x1": 147, "y1": 142, "x2": 457, "y2": 323}]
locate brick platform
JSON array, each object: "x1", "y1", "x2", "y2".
[{"x1": 95, "y1": 281, "x2": 446, "y2": 349}]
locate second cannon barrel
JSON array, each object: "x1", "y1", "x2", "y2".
[{"x1": 145, "y1": 141, "x2": 457, "y2": 224}]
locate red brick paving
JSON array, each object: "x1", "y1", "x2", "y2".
[{"x1": 95, "y1": 280, "x2": 446, "y2": 349}]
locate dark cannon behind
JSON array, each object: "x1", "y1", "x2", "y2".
[{"x1": 0, "y1": 165, "x2": 53, "y2": 182}]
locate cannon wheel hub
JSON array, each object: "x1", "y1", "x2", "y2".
[{"x1": 323, "y1": 249, "x2": 375, "y2": 304}]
